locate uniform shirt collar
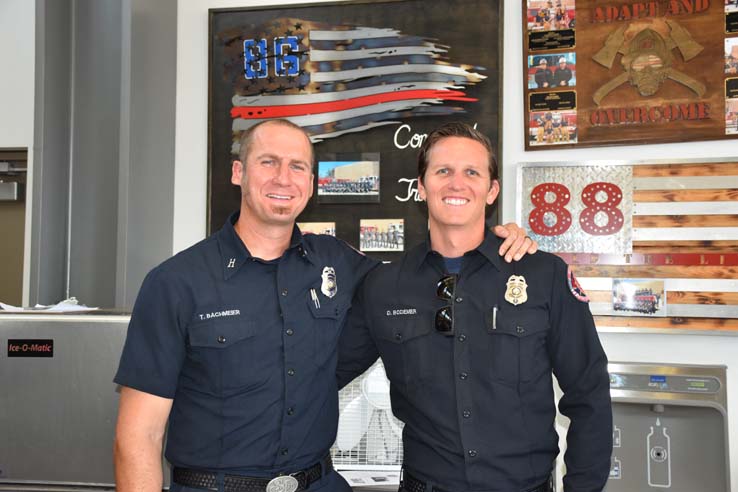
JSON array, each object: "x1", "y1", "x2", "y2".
[
  {"x1": 217, "y1": 211, "x2": 313, "y2": 280},
  {"x1": 410, "y1": 227, "x2": 503, "y2": 272}
]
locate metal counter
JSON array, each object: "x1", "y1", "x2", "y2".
[{"x1": 0, "y1": 314, "x2": 129, "y2": 489}]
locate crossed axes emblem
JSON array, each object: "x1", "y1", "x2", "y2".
[{"x1": 592, "y1": 18, "x2": 706, "y2": 106}]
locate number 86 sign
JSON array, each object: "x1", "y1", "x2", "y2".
[{"x1": 520, "y1": 165, "x2": 633, "y2": 254}]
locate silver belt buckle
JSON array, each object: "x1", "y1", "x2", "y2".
[{"x1": 266, "y1": 475, "x2": 299, "y2": 492}]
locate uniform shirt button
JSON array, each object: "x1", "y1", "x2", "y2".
[
  {"x1": 457, "y1": 334, "x2": 466, "y2": 342},
  {"x1": 287, "y1": 368, "x2": 295, "y2": 376},
  {"x1": 394, "y1": 333, "x2": 403, "y2": 341},
  {"x1": 281, "y1": 449, "x2": 289, "y2": 456},
  {"x1": 516, "y1": 326, "x2": 525, "y2": 334},
  {"x1": 287, "y1": 407, "x2": 295, "y2": 415},
  {"x1": 459, "y1": 372, "x2": 468, "y2": 380},
  {"x1": 455, "y1": 297, "x2": 463, "y2": 303},
  {"x1": 281, "y1": 289, "x2": 288, "y2": 297},
  {"x1": 462, "y1": 410, "x2": 471, "y2": 418},
  {"x1": 217, "y1": 335, "x2": 226, "y2": 344},
  {"x1": 286, "y1": 328, "x2": 294, "y2": 336},
  {"x1": 468, "y1": 449, "x2": 478, "y2": 458}
]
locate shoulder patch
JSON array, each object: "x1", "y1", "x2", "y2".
[{"x1": 567, "y1": 265, "x2": 589, "y2": 303}]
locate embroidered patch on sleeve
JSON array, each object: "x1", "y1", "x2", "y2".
[{"x1": 567, "y1": 265, "x2": 590, "y2": 303}]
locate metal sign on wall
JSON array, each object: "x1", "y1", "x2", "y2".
[
  {"x1": 517, "y1": 159, "x2": 738, "y2": 330},
  {"x1": 523, "y1": 0, "x2": 738, "y2": 149},
  {"x1": 208, "y1": 0, "x2": 502, "y2": 261}
]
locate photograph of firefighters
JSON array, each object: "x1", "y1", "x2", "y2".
[
  {"x1": 527, "y1": 0, "x2": 575, "y2": 31},
  {"x1": 725, "y1": 38, "x2": 738, "y2": 74},
  {"x1": 612, "y1": 279, "x2": 666, "y2": 316},
  {"x1": 317, "y1": 157, "x2": 380, "y2": 204},
  {"x1": 528, "y1": 53, "x2": 576, "y2": 89},
  {"x1": 359, "y1": 219, "x2": 404, "y2": 252},
  {"x1": 529, "y1": 110, "x2": 577, "y2": 145},
  {"x1": 726, "y1": 98, "x2": 738, "y2": 135}
]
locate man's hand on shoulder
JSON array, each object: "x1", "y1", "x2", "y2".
[{"x1": 494, "y1": 223, "x2": 538, "y2": 262}]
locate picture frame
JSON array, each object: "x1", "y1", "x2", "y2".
[
  {"x1": 523, "y1": 0, "x2": 738, "y2": 149},
  {"x1": 317, "y1": 153, "x2": 380, "y2": 205},
  {"x1": 208, "y1": 0, "x2": 503, "y2": 260}
]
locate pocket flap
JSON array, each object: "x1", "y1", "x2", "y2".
[
  {"x1": 189, "y1": 320, "x2": 257, "y2": 348},
  {"x1": 307, "y1": 292, "x2": 348, "y2": 319},
  {"x1": 488, "y1": 308, "x2": 549, "y2": 338},
  {"x1": 373, "y1": 312, "x2": 432, "y2": 344}
]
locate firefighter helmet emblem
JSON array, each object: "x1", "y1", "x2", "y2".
[{"x1": 592, "y1": 19, "x2": 705, "y2": 106}]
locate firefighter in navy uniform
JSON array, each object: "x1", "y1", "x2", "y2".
[
  {"x1": 114, "y1": 119, "x2": 537, "y2": 492},
  {"x1": 337, "y1": 122, "x2": 612, "y2": 492},
  {"x1": 114, "y1": 120, "x2": 376, "y2": 492},
  {"x1": 553, "y1": 57, "x2": 573, "y2": 87}
]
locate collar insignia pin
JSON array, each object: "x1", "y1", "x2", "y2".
[
  {"x1": 227, "y1": 258, "x2": 236, "y2": 268},
  {"x1": 505, "y1": 275, "x2": 528, "y2": 305}
]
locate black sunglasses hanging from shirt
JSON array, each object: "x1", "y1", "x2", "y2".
[{"x1": 435, "y1": 274, "x2": 457, "y2": 336}]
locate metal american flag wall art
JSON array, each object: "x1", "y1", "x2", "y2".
[
  {"x1": 517, "y1": 159, "x2": 738, "y2": 332},
  {"x1": 208, "y1": 0, "x2": 502, "y2": 260}
]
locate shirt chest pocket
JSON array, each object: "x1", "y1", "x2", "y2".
[
  {"x1": 372, "y1": 313, "x2": 433, "y2": 391},
  {"x1": 307, "y1": 292, "x2": 349, "y2": 367},
  {"x1": 486, "y1": 308, "x2": 551, "y2": 388},
  {"x1": 187, "y1": 320, "x2": 262, "y2": 395}
]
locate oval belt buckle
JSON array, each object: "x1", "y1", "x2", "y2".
[{"x1": 266, "y1": 475, "x2": 299, "y2": 492}]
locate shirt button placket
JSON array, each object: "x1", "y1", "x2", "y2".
[{"x1": 454, "y1": 296, "x2": 475, "y2": 469}]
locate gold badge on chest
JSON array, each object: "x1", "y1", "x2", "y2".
[{"x1": 505, "y1": 275, "x2": 528, "y2": 305}]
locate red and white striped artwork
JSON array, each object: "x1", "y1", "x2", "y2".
[{"x1": 519, "y1": 160, "x2": 738, "y2": 330}]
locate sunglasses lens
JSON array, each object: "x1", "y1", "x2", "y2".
[
  {"x1": 435, "y1": 306, "x2": 453, "y2": 334},
  {"x1": 436, "y1": 275, "x2": 456, "y2": 300}
]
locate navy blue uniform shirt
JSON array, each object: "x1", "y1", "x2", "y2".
[
  {"x1": 337, "y1": 231, "x2": 612, "y2": 492},
  {"x1": 115, "y1": 212, "x2": 377, "y2": 475}
]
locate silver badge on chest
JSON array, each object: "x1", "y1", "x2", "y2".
[
  {"x1": 505, "y1": 275, "x2": 528, "y2": 305},
  {"x1": 266, "y1": 475, "x2": 299, "y2": 492},
  {"x1": 321, "y1": 266, "x2": 337, "y2": 298}
]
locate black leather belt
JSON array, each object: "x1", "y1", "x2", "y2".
[
  {"x1": 401, "y1": 471, "x2": 552, "y2": 492},
  {"x1": 172, "y1": 456, "x2": 332, "y2": 492}
]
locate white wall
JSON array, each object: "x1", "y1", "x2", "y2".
[
  {"x1": 0, "y1": 0, "x2": 35, "y2": 149},
  {"x1": 1, "y1": 0, "x2": 35, "y2": 305}
]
